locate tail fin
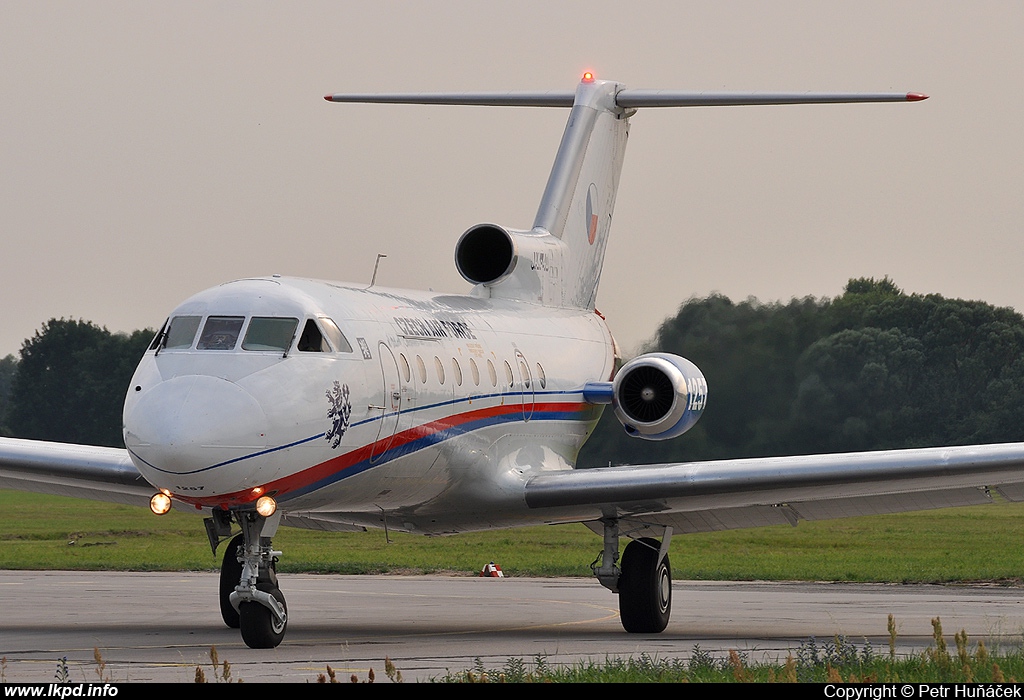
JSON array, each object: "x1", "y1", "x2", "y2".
[
  {"x1": 326, "y1": 79, "x2": 926, "y2": 310},
  {"x1": 531, "y1": 77, "x2": 629, "y2": 310}
]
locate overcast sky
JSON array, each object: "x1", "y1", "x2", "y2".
[{"x1": 2, "y1": 2, "x2": 1022, "y2": 358}]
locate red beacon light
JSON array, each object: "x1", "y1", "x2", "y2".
[{"x1": 581, "y1": 71, "x2": 595, "y2": 83}]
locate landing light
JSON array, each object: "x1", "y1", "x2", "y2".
[
  {"x1": 255, "y1": 495, "x2": 277, "y2": 517},
  {"x1": 149, "y1": 492, "x2": 172, "y2": 515}
]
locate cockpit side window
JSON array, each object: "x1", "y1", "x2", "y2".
[
  {"x1": 297, "y1": 317, "x2": 354, "y2": 353},
  {"x1": 297, "y1": 319, "x2": 327, "y2": 352},
  {"x1": 163, "y1": 315, "x2": 202, "y2": 350},
  {"x1": 318, "y1": 317, "x2": 353, "y2": 353},
  {"x1": 242, "y1": 317, "x2": 298, "y2": 352},
  {"x1": 149, "y1": 319, "x2": 168, "y2": 351},
  {"x1": 197, "y1": 316, "x2": 244, "y2": 350}
]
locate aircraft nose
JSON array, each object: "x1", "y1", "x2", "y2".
[{"x1": 124, "y1": 375, "x2": 270, "y2": 479}]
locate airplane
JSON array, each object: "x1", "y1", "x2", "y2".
[{"x1": 6, "y1": 72, "x2": 1023, "y2": 651}]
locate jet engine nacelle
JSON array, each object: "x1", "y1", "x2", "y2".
[
  {"x1": 612, "y1": 353, "x2": 707, "y2": 441},
  {"x1": 454, "y1": 224, "x2": 568, "y2": 305},
  {"x1": 455, "y1": 223, "x2": 518, "y2": 286}
]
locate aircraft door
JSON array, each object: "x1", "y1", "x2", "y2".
[
  {"x1": 515, "y1": 349, "x2": 535, "y2": 422},
  {"x1": 370, "y1": 342, "x2": 402, "y2": 463}
]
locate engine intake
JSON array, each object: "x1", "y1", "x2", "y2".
[
  {"x1": 455, "y1": 224, "x2": 516, "y2": 286},
  {"x1": 612, "y1": 353, "x2": 707, "y2": 440}
]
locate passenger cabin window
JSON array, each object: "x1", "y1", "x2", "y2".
[
  {"x1": 163, "y1": 315, "x2": 201, "y2": 350},
  {"x1": 198, "y1": 316, "x2": 243, "y2": 350},
  {"x1": 242, "y1": 317, "x2": 298, "y2": 352}
]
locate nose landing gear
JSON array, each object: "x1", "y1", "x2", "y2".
[
  {"x1": 218, "y1": 533, "x2": 243, "y2": 629},
  {"x1": 210, "y1": 509, "x2": 288, "y2": 649}
]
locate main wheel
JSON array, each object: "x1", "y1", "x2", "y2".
[
  {"x1": 218, "y1": 534, "x2": 243, "y2": 629},
  {"x1": 618, "y1": 537, "x2": 671, "y2": 633},
  {"x1": 239, "y1": 583, "x2": 287, "y2": 649}
]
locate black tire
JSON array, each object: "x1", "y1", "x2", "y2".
[
  {"x1": 219, "y1": 534, "x2": 243, "y2": 629},
  {"x1": 239, "y1": 583, "x2": 288, "y2": 649},
  {"x1": 618, "y1": 537, "x2": 671, "y2": 633}
]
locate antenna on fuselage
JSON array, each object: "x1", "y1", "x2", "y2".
[{"x1": 369, "y1": 253, "x2": 387, "y2": 288}]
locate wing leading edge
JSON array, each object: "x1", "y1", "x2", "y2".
[
  {"x1": 525, "y1": 443, "x2": 1024, "y2": 536},
  {"x1": 0, "y1": 436, "x2": 154, "y2": 507}
]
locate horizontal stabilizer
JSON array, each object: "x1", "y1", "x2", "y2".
[
  {"x1": 614, "y1": 91, "x2": 927, "y2": 107},
  {"x1": 324, "y1": 91, "x2": 576, "y2": 107},
  {"x1": 325, "y1": 90, "x2": 927, "y2": 109}
]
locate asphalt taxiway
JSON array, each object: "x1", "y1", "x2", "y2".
[{"x1": 2, "y1": 571, "x2": 1023, "y2": 682}]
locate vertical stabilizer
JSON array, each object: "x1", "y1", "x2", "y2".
[{"x1": 532, "y1": 78, "x2": 630, "y2": 310}]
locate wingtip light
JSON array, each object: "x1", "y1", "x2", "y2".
[
  {"x1": 907, "y1": 92, "x2": 929, "y2": 102},
  {"x1": 324, "y1": 94, "x2": 334, "y2": 102}
]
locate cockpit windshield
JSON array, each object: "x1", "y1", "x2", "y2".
[
  {"x1": 164, "y1": 316, "x2": 202, "y2": 350},
  {"x1": 242, "y1": 317, "x2": 299, "y2": 352},
  {"x1": 155, "y1": 313, "x2": 352, "y2": 354},
  {"x1": 197, "y1": 316, "x2": 244, "y2": 350}
]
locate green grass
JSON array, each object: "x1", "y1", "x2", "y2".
[
  {"x1": 4, "y1": 488, "x2": 1024, "y2": 583},
  {"x1": 435, "y1": 618, "x2": 1024, "y2": 682},
  {"x1": 436, "y1": 645, "x2": 1024, "y2": 683}
]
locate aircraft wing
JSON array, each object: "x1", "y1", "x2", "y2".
[
  {"x1": 525, "y1": 443, "x2": 1024, "y2": 537},
  {"x1": 0, "y1": 436, "x2": 154, "y2": 507}
]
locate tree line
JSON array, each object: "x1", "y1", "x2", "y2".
[
  {"x1": 0, "y1": 320, "x2": 153, "y2": 447},
  {"x1": 3, "y1": 278, "x2": 1024, "y2": 461},
  {"x1": 578, "y1": 277, "x2": 1024, "y2": 466}
]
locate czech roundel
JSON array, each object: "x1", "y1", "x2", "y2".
[{"x1": 586, "y1": 183, "x2": 599, "y2": 245}]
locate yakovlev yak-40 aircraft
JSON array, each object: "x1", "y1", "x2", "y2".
[{"x1": 6, "y1": 73, "x2": 1024, "y2": 650}]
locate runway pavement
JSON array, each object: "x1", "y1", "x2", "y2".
[{"x1": 2, "y1": 571, "x2": 1024, "y2": 682}]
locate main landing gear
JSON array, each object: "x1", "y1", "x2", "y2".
[
  {"x1": 207, "y1": 508, "x2": 288, "y2": 649},
  {"x1": 592, "y1": 519, "x2": 673, "y2": 633}
]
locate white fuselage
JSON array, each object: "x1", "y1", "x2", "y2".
[{"x1": 123, "y1": 276, "x2": 615, "y2": 534}]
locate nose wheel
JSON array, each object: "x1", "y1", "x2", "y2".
[
  {"x1": 218, "y1": 534, "x2": 243, "y2": 629},
  {"x1": 218, "y1": 510, "x2": 288, "y2": 648},
  {"x1": 239, "y1": 583, "x2": 288, "y2": 649}
]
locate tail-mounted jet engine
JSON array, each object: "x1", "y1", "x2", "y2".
[
  {"x1": 454, "y1": 223, "x2": 568, "y2": 304},
  {"x1": 585, "y1": 353, "x2": 707, "y2": 440},
  {"x1": 455, "y1": 224, "x2": 518, "y2": 286}
]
